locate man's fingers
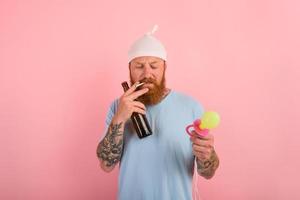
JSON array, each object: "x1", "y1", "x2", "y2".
[
  {"x1": 124, "y1": 81, "x2": 141, "y2": 96},
  {"x1": 193, "y1": 144, "x2": 211, "y2": 154},
  {"x1": 191, "y1": 131, "x2": 212, "y2": 140},
  {"x1": 132, "y1": 101, "x2": 146, "y2": 111},
  {"x1": 190, "y1": 137, "x2": 212, "y2": 148},
  {"x1": 127, "y1": 88, "x2": 149, "y2": 100},
  {"x1": 191, "y1": 135, "x2": 210, "y2": 141},
  {"x1": 132, "y1": 106, "x2": 146, "y2": 115}
]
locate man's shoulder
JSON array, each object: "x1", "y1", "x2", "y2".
[
  {"x1": 171, "y1": 90, "x2": 205, "y2": 117},
  {"x1": 170, "y1": 89, "x2": 200, "y2": 105}
]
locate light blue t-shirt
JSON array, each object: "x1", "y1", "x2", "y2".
[{"x1": 102, "y1": 90, "x2": 204, "y2": 200}]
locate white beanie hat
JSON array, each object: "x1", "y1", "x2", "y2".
[{"x1": 128, "y1": 25, "x2": 167, "y2": 63}]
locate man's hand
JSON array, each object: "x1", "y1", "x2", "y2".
[
  {"x1": 190, "y1": 131, "x2": 214, "y2": 161},
  {"x1": 190, "y1": 131, "x2": 219, "y2": 179},
  {"x1": 114, "y1": 81, "x2": 149, "y2": 122}
]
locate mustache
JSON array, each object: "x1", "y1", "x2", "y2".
[{"x1": 140, "y1": 78, "x2": 156, "y2": 84}]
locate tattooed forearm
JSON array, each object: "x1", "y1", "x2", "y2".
[
  {"x1": 196, "y1": 149, "x2": 219, "y2": 179},
  {"x1": 97, "y1": 122, "x2": 124, "y2": 168}
]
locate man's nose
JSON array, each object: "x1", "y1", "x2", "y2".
[{"x1": 142, "y1": 65, "x2": 153, "y2": 79}]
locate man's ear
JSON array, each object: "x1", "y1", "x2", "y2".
[{"x1": 164, "y1": 61, "x2": 167, "y2": 70}]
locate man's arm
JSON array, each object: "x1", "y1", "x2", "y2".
[
  {"x1": 196, "y1": 149, "x2": 220, "y2": 179},
  {"x1": 96, "y1": 117, "x2": 125, "y2": 172},
  {"x1": 96, "y1": 81, "x2": 149, "y2": 172}
]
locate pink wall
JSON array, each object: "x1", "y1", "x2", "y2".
[{"x1": 1, "y1": 0, "x2": 299, "y2": 199}]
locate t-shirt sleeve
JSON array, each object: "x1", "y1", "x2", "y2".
[{"x1": 98, "y1": 99, "x2": 118, "y2": 142}]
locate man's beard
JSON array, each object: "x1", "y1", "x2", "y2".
[{"x1": 130, "y1": 72, "x2": 166, "y2": 106}]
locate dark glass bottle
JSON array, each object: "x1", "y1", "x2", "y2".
[{"x1": 121, "y1": 81, "x2": 152, "y2": 139}]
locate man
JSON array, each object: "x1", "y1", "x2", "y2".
[{"x1": 97, "y1": 25, "x2": 219, "y2": 200}]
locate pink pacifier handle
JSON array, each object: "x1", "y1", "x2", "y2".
[
  {"x1": 186, "y1": 124, "x2": 195, "y2": 137},
  {"x1": 186, "y1": 119, "x2": 209, "y2": 137}
]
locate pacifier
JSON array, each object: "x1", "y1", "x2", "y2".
[
  {"x1": 186, "y1": 119, "x2": 209, "y2": 137},
  {"x1": 186, "y1": 111, "x2": 220, "y2": 137}
]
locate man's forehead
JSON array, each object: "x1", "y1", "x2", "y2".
[{"x1": 131, "y1": 56, "x2": 164, "y2": 64}]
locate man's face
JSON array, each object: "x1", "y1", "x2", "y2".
[{"x1": 129, "y1": 56, "x2": 166, "y2": 105}]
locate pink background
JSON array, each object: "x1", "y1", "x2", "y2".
[{"x1": 1, "y1": 0, "x2": 299, "y2": 199}]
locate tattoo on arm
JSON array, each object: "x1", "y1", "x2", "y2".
[
  {"x1": 196, "y1": 149, "x2": 220, "y2": 179},
  {"x1": 97, "y1": 122, "x2": 124, "y2": 168}
]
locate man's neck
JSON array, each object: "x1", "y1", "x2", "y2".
[{"x1": 160, "y1": 88, "x2": 171, "y2": 101}]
